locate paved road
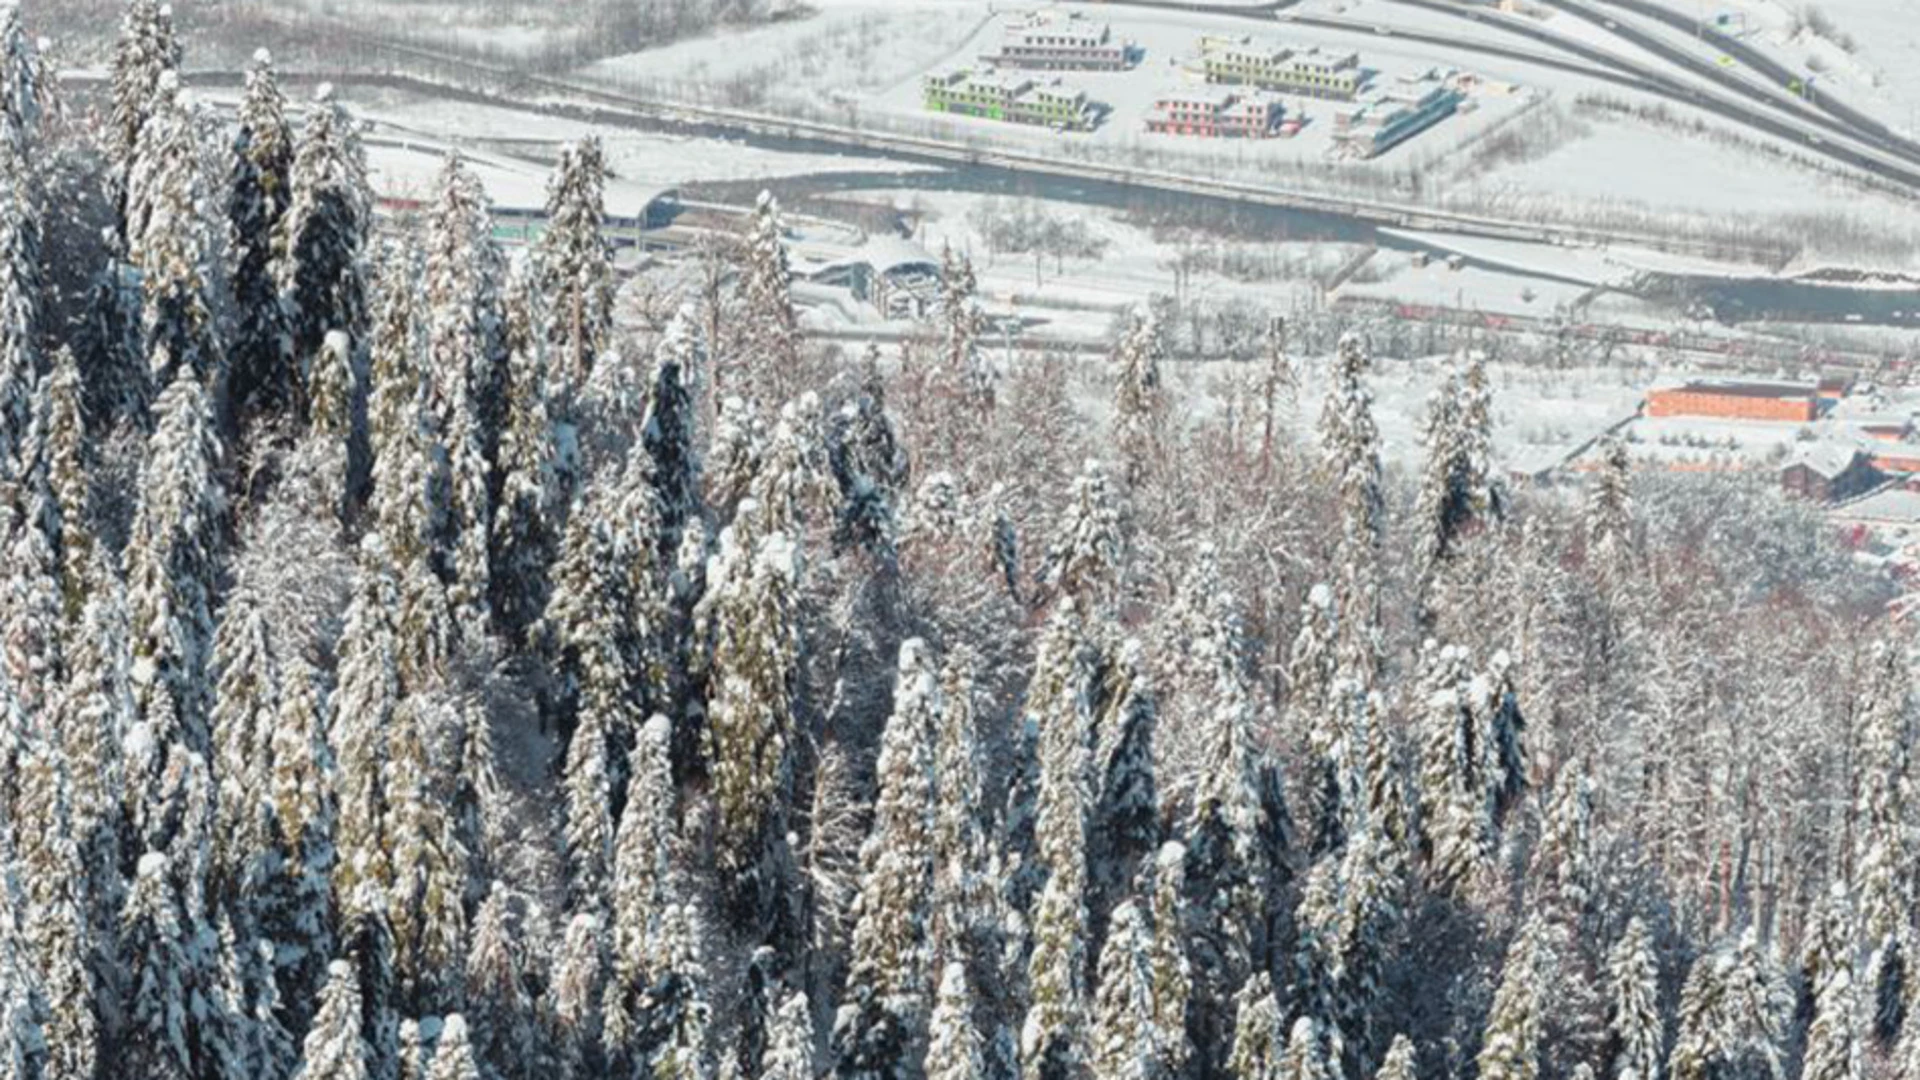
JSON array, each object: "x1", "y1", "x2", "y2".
[{"x1": 1580, "y1": 0, "x2": 1920, "y2": 163}]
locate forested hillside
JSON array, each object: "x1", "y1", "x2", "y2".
[{"x1": 0, "y1": 4, "x2": 1908, "y2": 1080}]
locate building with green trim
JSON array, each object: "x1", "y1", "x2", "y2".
[
  {"x1": 1200, "y1": 36, "x2": 1364, "y2": 100},
  {"x1": 923, "y1": 68, "x2": 1097, "y2": 130}
]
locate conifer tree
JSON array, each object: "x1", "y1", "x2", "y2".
[
  {"x1": 491, "y1": 272, "x2": 559, "y2": 645},
  {"x1": 749, "y1": 393, "x2": 834, "y2": 538},
  {"x1": 1089, "y1": 653, "x2": 1159, "y2": 942},
  {"x1": 368, "y1": 242, "x2": 424, "y2": 518},
  {"x1": 1668, "y1": 932, "x2": 1786, "y2": 1080},
  {"x1": 1854, "y1": 641, "x2": 1910, "y2": 1045},
  {"x1": 1414, "y1": 644, "x2": 1486, "y2": 897},
  {"x1": 1801, "y1": 887, "x2": 1861, "y2": 1080},
  {"x1": 1376, "y1": 1036, "x2": 1415, "y2": 1080},
  {"x1": 931, "y1": 652, "x2": 989, "y2": 948},
  {"x1": 209, "y1": 588, "x2": 280, "y2": 903},
  {"x1": 307, "y1": 329, "x2": 359, "y2": 518},
  {"x1": 277, "y1": 87, "x2": 370, "y2": 368},
  {"x1": 736, "y1": 191, "x2": 799, "y2": 400},
  {"x1": 1280, "y1": 1017, "x2": 1336, "y2": 1080},
  {"x1": 341, "y1": 884, "x2": 401, "y2": 1080},
  {"x1": 1147, "y1": 843, "x2": 1193, "y2": 1080},
  {"x1": 126, "y1": 72, "x2": 220, "y2": 389},
  {"x1": 1090, "y1": 900, "x2": 1158, "y2": 1080},
  {"x1": 550, "y1": 910, "x2": 606, "y2": 1079},
  {"x1": 421, "y1": 154, "x2": 505, "y2": 631},
  {"x1": 1607, "y1": 919, "x2": 1662, "y2": 1080},
  {"x1": 1042, "y1": 459, "x2": 1122, "y2": 608},
  {"x1": 125, "y1": 369, "x2": 224, "y2": 772},
  {"x1": 62, "y1": 548, "x2": 132, "y2": 928},
  {"x1": 0, "y1": 154, "x2": 38, "y2": 471},
  {"x1": 0, "y1": 16, "x2": 42, "y2": 178},
  {"x1": 332, "y1": 545, "x2": 401, "y2": 902},
  {"x1": 466, "y1": 884, "x2": 535, "y2": 1080},
  {"x1": 1412, "y1": 371, "x2": 1464, "y2": 605},
  {"x1": 38, "y1": 350, "x2": 92, "y2": 624},
  {"x1": 764, "y1": 989, "x2": 815, "y2": 1080},
  {"x1": 227, "y1": 49, "x2": 296, "y2": 428},
  {"x1": 1477, "y1": 917, "x2": 1548, "y2": 1080},
  {"x1": 295, "y1": 960, "x2": 371, "y2": 1080},
  {"x1": 16, "y1": 738, "x2": 96, "y2": 1080},
  {"x1": 1023, "y1": 601, "x2": 1097, "y2": 1080},
  {"x1": 1318, "y1": 332, "x2": 1383, "y2": 685},
  {"x1": 264, "y1": 657, "x2": 335, "y2": 1033},
  {"x1": 1227, "y1": 973, "x2": 1282, "y2": 1080},
  {"x1": 926, "y1": 961, "x2": 984, "y2": 1080},
  {"x1": 564, "y1": 696, "x2": 618, "y2": 911},
  {"x1": 833, "y1": 640, "x2": 943, "y2": 1080},
  {"x1": 426, "y1": 1014, "x2": 483, "y2": 1080},
  {"x1": 644, "y1": 305, "x2": 704, "y2": 559},
  {"x1": 1109, "y1": 309, "x2": 1164, "y2": 491},
  {"x1": 109, "y1": 0, "x2": 181, "y2": 179},
  {"x1": 122, "y1": 851, "x2": 195, "y2": 1080},
  {"x1": 385, "y1": 695, "x2": 468, "y2": 1016},
  {"x1": 0, "y1": 486, "x2": 60, "y2": 721},
  {"x1": 1586, "y1": 438, "x2": 1633, "y2": 580},
  {"x1": 609, "y1": 715, "x2": 676, "y2": 1009},
  {"x1": 697, "y1": 506, "x2": 800, "y2": 924},
  {"x1": 535, "y1": 138, "x2": 614, "y2": 396}
]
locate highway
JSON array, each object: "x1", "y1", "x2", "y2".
[{"x1": 1578, "y1": 0, "x2": 1920, "y2": 163}]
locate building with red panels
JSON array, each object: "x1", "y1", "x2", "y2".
[
  {"x1": 1643, "y1": 379, "x2": 1821, "y2": 422},
  {"x1": 1146, "y1": 87, "x2": 1285, "y2": 137}
]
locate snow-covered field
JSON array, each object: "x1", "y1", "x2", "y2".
[{"x1": 581, "y1": 2, "x2": 991, "y2": 111}]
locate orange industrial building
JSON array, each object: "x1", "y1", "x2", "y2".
[{"x1": 1643, "y1": 379, "x2": 1822, "y2": 422}]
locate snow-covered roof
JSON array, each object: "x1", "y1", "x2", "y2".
[
  {"x1": 1783, "y1": 441, "x2": 1865, "y2": 478},
  {"x1": 1834, "y1": 487, "x2": 1920, "y2": 525},
  {"x1": 791, "y1": 233, "x2": 939, "y2": 278}
]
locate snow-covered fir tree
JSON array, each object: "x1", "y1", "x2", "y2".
[
  {"x1": 1319, "y1": 332, "x2": 1383, "y2": 685},
  {"x1": 1023, "y1": 601, "x2": 1097, "y2": 1080},
  {"x1": 1109, "y1": 308, "x2": 1164, "y2": 491},
  {"x1": 1042, "y1": 459, "x2": 1122, "y2": 608},
  {"x1": 1607, "y1": 918, "x2": 1663, "y2": 1080},
  {"x1": 276, "y1": 86, "x2": 370, "y2": 369},
  {"x1": 1801, "y1": 887, "x2": 1861, "y2": 1080},
  {"x1": 925, "y1": 961, "x2": 983, "y2": 1080},
  {"x1": 1477, "y1": 915, "x2": 1548, "y2": 1080},
  {"x1": 535, "y1": 138, "x2": 614, "y2": 398},
  {"x1": 226, "y1": 49, "x2": 296, "y2": 428},
  {"x1": 294, "y1": 960, "x2": 371, "y2": 1080},
  {"x1": 109, "y1": 0, "x2": 181, "y2": 179},
  {"x1": 763, "y1": 989, "x2": 814, "y2": 1080},
  {"x1": 696, "y1": 504, "x2": 800, "y2": 925},
  {"x1": 832, "y1": 639, "x2": 943, "y2": 1080},
  {"x1": 735, "y1": 191, "x2": 799, "y2": 402},
  {"x1": 1227, "y1": 973, "x2": 1282, "y2": 1080},
  {"x1": 124, "y1": 369, "x2": 225, "y2": 816},
  {"x1": 0, "y1": 150, "x2": 38, "y2": 471},
  {"x1": 1853, "y1": 640, "x2": 1910, "y2": 1045},
  {"x1": 126, "y1": 71, "x2": 220, "y2": 390},
  {"x1": 1089, "y1": 900, "x2": 1158, "y2": 1080}
]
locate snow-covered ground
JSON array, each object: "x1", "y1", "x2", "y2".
[{"x1": 580, "y1": 2, "x2": 991, "y2": 112}]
